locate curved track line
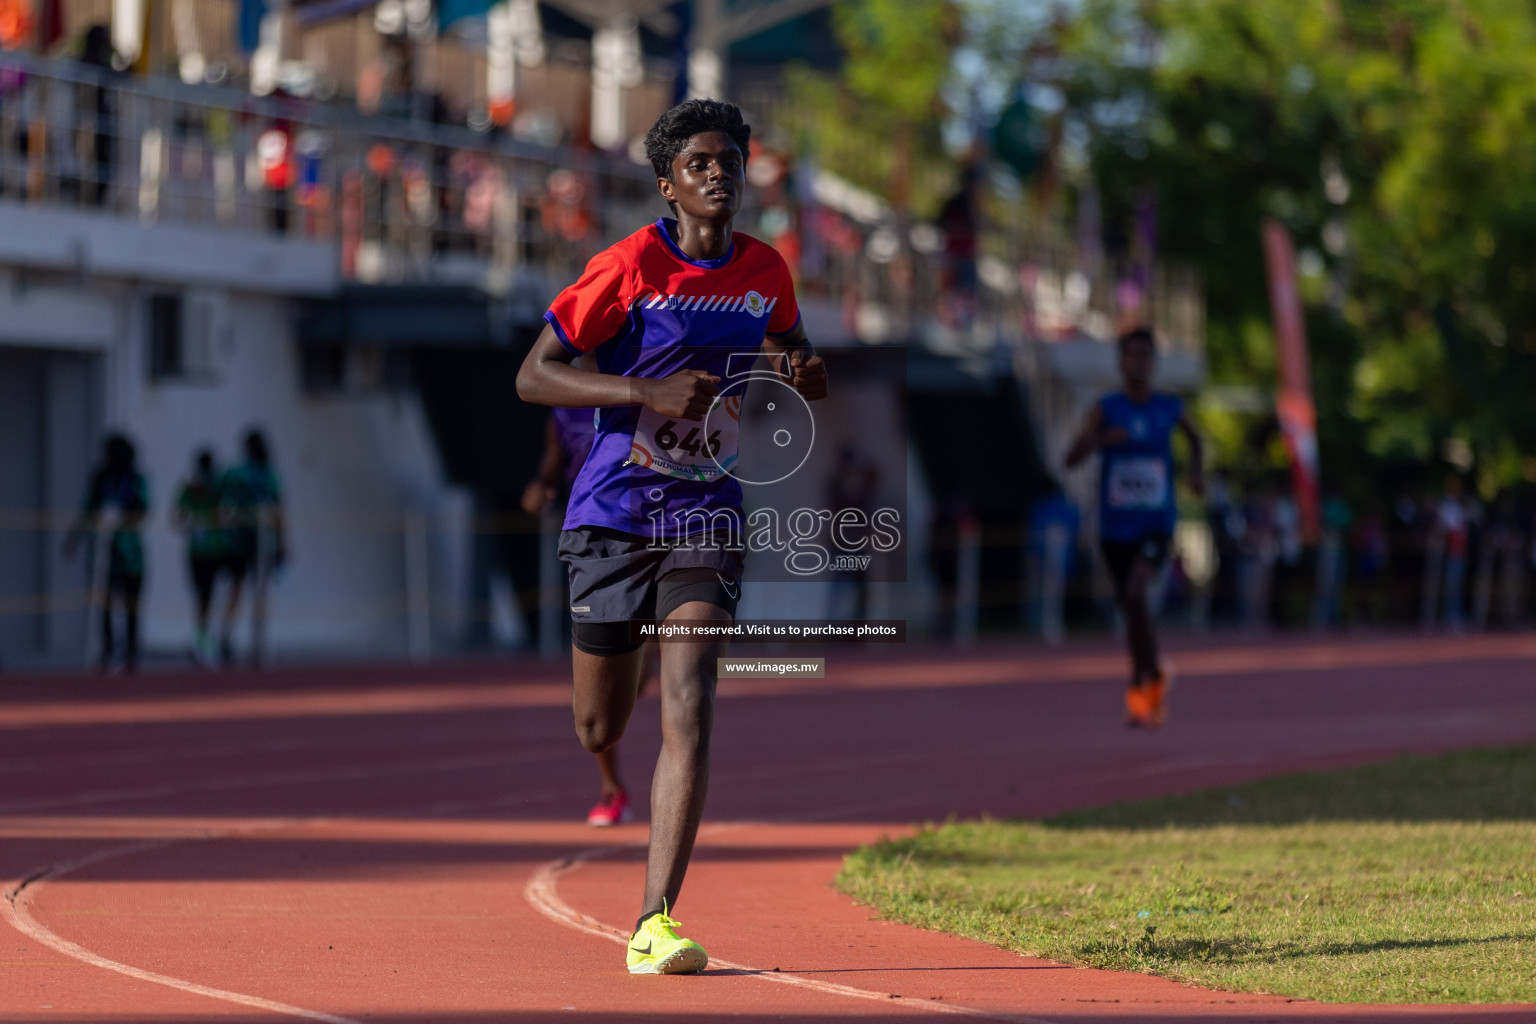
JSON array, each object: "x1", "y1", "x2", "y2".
[
  {"x1": 524, "y1": 842, "x2": 1061, "y2": 1024},
  {"x1": 3, "y1": 835, "x2": 364, "y2": 1024},
  {"x1": 0, "y1": 772, "x2": 591, "y2": 1023}
]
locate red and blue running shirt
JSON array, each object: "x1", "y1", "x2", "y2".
[{"x1": 543, "y1": 217, "x2": 801, "y2": 537}]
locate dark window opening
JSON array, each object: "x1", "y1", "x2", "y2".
[{"x1": 148, "y1": 294, "x2": 183, "y2": 379}]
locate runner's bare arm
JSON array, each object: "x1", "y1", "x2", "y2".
[
  {"x1": 520, "y1": 417, "x2": 564, "y2": 516},
  {"x1": 1064, "y1": 404, "x2": 1105, "y2": 469},
  {"x1": 516, "y1": 323, "x2": 720, "y2": 420},
  {"x1": 1178, "y1": 411, "x2": 1206, "y2": 498},
  {"x1": 763, "y1": 322, "x2": 828, "y2": 401}
]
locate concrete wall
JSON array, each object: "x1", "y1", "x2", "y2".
[
  {"x1": 0, "y1": 344, "x2": 103, "y2": 668},
  {"x1": 0, "y1": 204, "x2": 461, "y2": 669},
  {"x1": 126, "y1": 292, "x2": 457, "y2": 659}
]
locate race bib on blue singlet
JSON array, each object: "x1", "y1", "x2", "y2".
[
  {"x1": 1106, "y1": 456, "x2": 1169, "y2": 510},
  {"x1": 630, "y1": 397, "x2": 742, "y2": 482}
]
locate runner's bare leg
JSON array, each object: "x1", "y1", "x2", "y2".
[
  {"x1": 572, "y1": 645, "x2": 647, "y2": 756},
  {"x1": 594, "y1": 747, "x2": 624, "y2": 794},
  {"x1": 641, "y1": 599, "x2": 727, "y2": 917},
  {"x1": 220, "y1": 575, "x2": 244, "y2": 659},
  {"x1": 1119, "y1": 558, "x2": 1161, "y2": 682}
]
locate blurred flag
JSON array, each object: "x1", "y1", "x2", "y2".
[
  {"x1": 1261, "y1": 218, "x2": 1322, "y2": 544},
  {"x1": 439, "y1": 0, "x2": 494, "y2": 31},
  {"x1": 293, "y1": 0, "x2": 381, "y2": 26},
  {"x1": 37, "y1": 0, "x2": 63, "y2": 51},
  {"x1": 0, "y1": 0, "x2": 32, "y2": 49},
  {"x1": 991, "y1": 97, "x2": 1043, "y2": 180},
  {"x1": 238, "y1": 0, "x2": 265, "y2": 53},
  {"x1": 113, "y1": 0, "x2": 148, "y2": 66}
]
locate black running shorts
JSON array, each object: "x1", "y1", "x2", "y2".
[
  {"x1": 1100, "y1": 534, "x2": 1172, "y2": 591},
  {"x1": 560, "y1": 526, "x2": 744, "y2": 656}
]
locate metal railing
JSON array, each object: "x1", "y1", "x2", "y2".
[
  {"x1": 0, "y1": 49, "x2": 658, "y2": 288},
  {"x1": 0, "y1": 50, "x2": 1203, "y2": 351},
  {"x1": 835, "y1": 227, "x2": 1204, "y2": 357}
]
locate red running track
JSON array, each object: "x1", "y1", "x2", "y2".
[{"x1": 2, "y1": 632, "x2": 1535, "y2": 1023}]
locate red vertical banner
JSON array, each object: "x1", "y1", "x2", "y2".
[
  {"x1": 37, "y1": 0, "x2": 63, "y2": 51},
  {"x1": 1261, "y1": 218, "x2": 1321, "y2": 543}
]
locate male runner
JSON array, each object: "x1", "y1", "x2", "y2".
[
  {"x1": 1066, "y1": 326, "x2": 1202, "y2": 728},
  {"x1": 522, "y1": 404, "x2": 637, "y2": 827},
  {"x1": 516, "y1": 98, "x2": 827, "y2": 974}
]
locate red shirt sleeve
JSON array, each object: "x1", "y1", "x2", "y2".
[
  {"x1": 766, "y1": 250, "x2": 801, "y2": 335},
  {"x1": 544, "y1": 246, "x2": 633, "y2": 354}
]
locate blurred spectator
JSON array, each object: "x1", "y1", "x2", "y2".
[
  {"x1": 1391, "y1": 491, "x2": 1426, "y2": 623},
  {"x1": 926, "y1": 495, "x2": 971, "y2": 640},
  {"x1": 1475, "y1": 491, "x2": 1525, "y2": 629},
  {"x1": 64, "y1": 434, "x2": 148, "y2": 674},
  {"x1": 1271, "y1": 486, "x2": 1304, "y2": 625},
  {"x1": 826, "y1": 445, "x2": 881, "y2": 620},
  {"x1": 257, "y1": 99, "x2": 296, "y2": 234},
  {"x1": 174, "y1": 449, "x2": 226, "y2": 666},
  {"x1": 1027, "y1": 489, "x2": 1080, "y2": 641},
  {"x1": 1431, "y1": 476, "x2": 1474, "y2": 632},
  {"x1": 936, "y1": 165, "x2": 980, "y2": 329},
  {"x1": 1312, "y1": 490, "x2": 1353, "y2": 628},
  {"x1": 1240, "y1": 484, "x2": 1277, "y2": 630},
  {"x1": 1205, "y1": 473, "x2": 1244, "y2": 626},
  {"x1": 1351, "y1": 504, "x2": 1389, "y2": 625},
  {"x1": 220, "y1": 429, "x2": 287, "y2": 667},
  {"x1": 76, "y1": 24, "x2": 117, "y2": 207}
]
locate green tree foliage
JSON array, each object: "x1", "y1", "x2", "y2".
[
  {"x1": 1046, "y1": 0, "x2": 1536, "y2": 496},
  {"x1": 779, "y1": 0, "x2": 962, "y2": 215}
]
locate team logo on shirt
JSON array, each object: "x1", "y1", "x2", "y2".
[{"x1": 744, "y1": 291, "x2": 767, "y2": 318}]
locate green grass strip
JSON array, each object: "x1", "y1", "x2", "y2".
[{"x1": 836, "y1": 744, "x2": 1536, "y2": 1003}]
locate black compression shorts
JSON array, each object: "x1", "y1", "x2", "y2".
[
  {"x1": 1100, "y1": 534, "x2": 1171, "y2": 591},
  {"x1": 561, "y1": 526, "x2": 743, "y2": 657}
]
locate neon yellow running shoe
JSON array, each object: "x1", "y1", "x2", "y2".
[{"x1": 626, "y1": 907, "x2": 708, "y2": 975}]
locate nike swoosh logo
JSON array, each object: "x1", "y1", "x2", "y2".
[
  {"x1": 717, "y1": 573, "x2": 739, "y2": 600},
  {"x1": 630, "y1": 941, "x2": 653, "y2": 955}
]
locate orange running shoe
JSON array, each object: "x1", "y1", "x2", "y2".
[
  {"x1": 1124, "y1": 684, "x2": 1154, "y2": 728},
  {"x1": 1145, "y1": 663, "x2": 1176, "y2": 729}
]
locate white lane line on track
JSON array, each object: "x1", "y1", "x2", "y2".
[
  {"x1": 0, "y1": 774, "x2": 595, "y2": 1023},
  {"x1": 3, "y1": 833, "x2": 365, "y2": 1024},
  {"x1": 2, "y1": 721, "x2": 1075, "y2": 1023},
  {"x1": 523, "y1": 835, "x2": 1062, "y2": 1024}
]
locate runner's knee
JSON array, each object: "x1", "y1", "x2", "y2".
[
  {"x1": 657, "y1": 674, "x2": 713, "y2": 751},
  {"x1": 575, "y1": 713, "x2": 625, "y2": 754}
]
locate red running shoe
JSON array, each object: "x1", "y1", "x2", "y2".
[{"x1": 587, "y1": 789, "x2": 632, "y2": 827}]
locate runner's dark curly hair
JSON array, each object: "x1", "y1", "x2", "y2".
[
  {"x1": 1118, "y1": 325, "x2": 1156, "y2": 353},
  {"x1": 645, "y1": 99, "x2": 751, "y2": 211}
]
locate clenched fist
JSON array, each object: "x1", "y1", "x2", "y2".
[
  {"x1": 642, "y1": 370, "x2": 721, "y2": 420},
  {"x1": 785, "y1": 348, "x2": 828, "y2": 401}
]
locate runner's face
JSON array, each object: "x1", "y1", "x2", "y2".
[
  {"x1": 1120, "y1": 339, "x2": 1155, "y2": 390},
  {"x1": 662, "y1": 131, "x2": 745, "y2": 222}
]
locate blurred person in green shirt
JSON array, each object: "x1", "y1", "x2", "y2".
[
  {"x1": 174, "y1": 449, "x2": 226, "y2": 667},
  {"x1": 219, "y1": 429, "x2": 286, "y2": 668},
  {"x1": 65, "y1": 434, "x2": 148, "y2": 674}
]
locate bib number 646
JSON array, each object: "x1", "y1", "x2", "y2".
[{"x1": 655, "y1": 420, "x2": 722, "y2": 458}]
